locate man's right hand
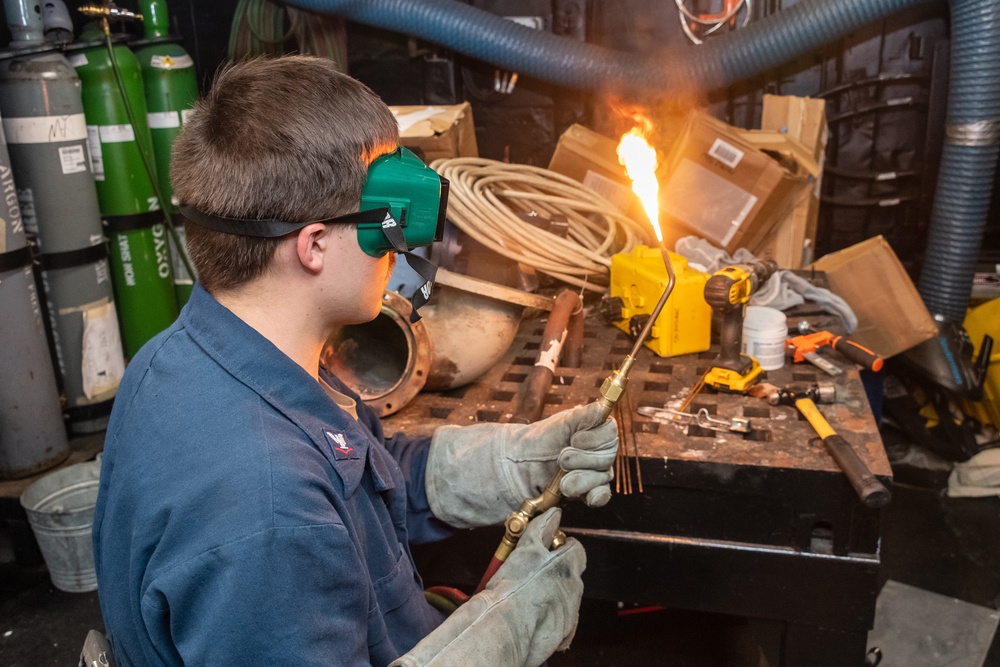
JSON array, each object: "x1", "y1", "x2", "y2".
[{"x1": 391, "y1": 508, "x2": 585, "y2": 667}]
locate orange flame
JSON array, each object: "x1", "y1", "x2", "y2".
[{"x1": 616, "y1": 122, "x2": 662, "y2": 243}]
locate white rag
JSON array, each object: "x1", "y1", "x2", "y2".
[
  {"x1": 675, "y1": 236, "x2": 859, "y2": 333},
  {"x1": 947, "y1": 448, "x2": 1000, "y2": 497}
]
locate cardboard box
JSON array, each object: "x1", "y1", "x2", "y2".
[
  {"x1": 749, "y1": 95, "x2": 827, "y2": 268},
  {"x1": 808, "y1": 235, "x2": 938, "y2": 358},
  {"x1": 547, "y1": 123, "x2": 641, "y2": 216},
  {"x1": 658, "y1": 111, "x2": 812, "y2": 254},
  {"x1": 390, "y1": 102, "x2": 478, "y2": 163}
]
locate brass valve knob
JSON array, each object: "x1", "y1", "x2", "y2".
[{"x1": 79, "y1": 3, "x2": 142, "y2": 22}]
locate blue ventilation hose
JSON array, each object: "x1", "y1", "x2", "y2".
[
  {"x1": 288, "y1": 0, "x2": 999, "y2": 322},
  {"x1": 917, "y1": 0, "x2": 999, "y2": 321},
  {"x1": 286, "y1": 0, "x2": 930, "y2": 94}
]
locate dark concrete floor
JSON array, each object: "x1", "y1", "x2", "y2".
[
  {"x1": 2, "y1": 438, "x2": 999, "y2": 666},
  {"x1": 0, "y1": 564, "x2": 103, "y2": 667}
]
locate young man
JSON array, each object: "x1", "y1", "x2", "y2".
[{"x1": 92, "y1": 56, "x2": 618, "y2": 666}]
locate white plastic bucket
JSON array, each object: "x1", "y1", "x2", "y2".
[
  {"x1": 19, "y1": 459, "x2": 101, "y2": 593},
  {"x1": 742, "y1": 306, "x2": 788, "y2": 371}
]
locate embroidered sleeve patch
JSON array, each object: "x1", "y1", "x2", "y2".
[{"x1": 325, "y1": 430, "x2": 360, "y2": 460}]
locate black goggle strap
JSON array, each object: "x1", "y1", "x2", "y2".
[
  {"x1": 377, "y1": 211, "x2": 437, "y2": 323},
  {"x1": 178, "y1": 205, "x2": 390, "y2": 237},
  {"x1": 180, "y1": 204, "x2": 437, "y2": 322}
]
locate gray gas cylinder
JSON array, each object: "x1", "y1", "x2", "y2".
[
  {"x1": 0, "y1": 18, "x2": 125, "y2": 435},
  {"x1": 0, "y1": 112, "x2": 70, "y2": 479}
]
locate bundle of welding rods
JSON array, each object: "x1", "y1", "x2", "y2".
[{"x1": 613, "y1": 387, "x2": 644, "y2": 495}]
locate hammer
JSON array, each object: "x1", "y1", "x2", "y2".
[{"x1": 750, "y1": 382, "x2": 891, "y2": 508}]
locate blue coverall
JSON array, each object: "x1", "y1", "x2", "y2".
[{"x1": 93, "y1": 284, "x2": 449, "y2": 666}]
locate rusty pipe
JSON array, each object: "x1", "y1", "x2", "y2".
[
  {"x1": 509, "y1": 289, "x2": 582, "y2": 424},
  {"x1": 561, "y1": 300, "x2": 585, "y2": 369}
]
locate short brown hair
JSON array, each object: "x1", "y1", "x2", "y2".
[{"x1": 171, "y1": 56, "x2": 399, "y2": 293}]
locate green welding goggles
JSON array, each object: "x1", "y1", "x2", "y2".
[
  {"x1": 180, "y1": 147, "x2": 449, "y2": 257},
  {"x1": 354, "y1": 147, "x2": 449, "y2": 257}
]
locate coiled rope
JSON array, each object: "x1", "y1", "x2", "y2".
[{"x1": 431, "y1": 158, "x2": 655, "y2": 292}]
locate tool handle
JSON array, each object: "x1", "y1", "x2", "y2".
[
  {"x1": 822, "y1": 434, "x2": 892, "y2": 508},
  {"x1": 795, "y1": 398, "x2": 891, "y2": 508},
  {"x1": 711, "y1": 306, "x2": 752, "y2": 374},
  {"x1": 830, "y1": 336, "x2": 884, "y2": 372}
]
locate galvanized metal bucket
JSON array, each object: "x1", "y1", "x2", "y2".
[{"x1": 20, "y1": 459, "x2": 101, "y2": 593}]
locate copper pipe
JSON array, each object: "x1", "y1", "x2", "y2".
[
  {"x1": 561, "y1": 298, "x2": 585, "y2": 369},
  {"x1": 509, "y1": 289, "x2": 581, "y2": 424}
]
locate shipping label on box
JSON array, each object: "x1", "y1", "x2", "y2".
[
  {"x1": 659, "y1": 111, "x2": 811, "y2": 254},
  {"x1": 390, "y1": 102, "x2": 478, "y2": 163}
]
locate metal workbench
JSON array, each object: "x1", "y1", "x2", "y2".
[{"x1": 390, "y1": 311, "x2": 891, "y2": 666}]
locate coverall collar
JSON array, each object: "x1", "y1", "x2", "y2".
[{"x1": 181, "y1": 283, "x2": 393, "y2": 497}]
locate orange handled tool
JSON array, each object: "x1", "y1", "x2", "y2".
[
  {"x1": 829, "y1": 335, "x2": 884, "y2": 372},
  {"x1": 791, "y1": 323, "x2": 885, "y2": 374}
]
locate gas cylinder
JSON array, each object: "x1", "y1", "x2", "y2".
[
  {"x1": 0, "y1": 0, "x2": 125, "y2": 435},
  {"x1": 68, "y1": 17, "x2": 179, "y2": 357},
  {"x1": 133, "y1": 0, "x2": 198, "y2": 305},
  {"x1": 0, "y1": 110, "x2": 70, "y2": 479},
  {"x1": 41, "y1": 0, "x2": 73, "y2": 44}
]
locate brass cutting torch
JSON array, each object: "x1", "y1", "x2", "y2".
[{"x1": 474, "y1": 248, "x2": 677, "y2": 593}]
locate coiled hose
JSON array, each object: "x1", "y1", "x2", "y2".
[
  {"x1": 287, "y1": 0, "x2": 998, "y2": 321},
  {"x1": 432, "y1": 158, "x2": 654, "y2": 292},
  {"x1": 917, "y1": 0, "x2": 1000, "y2": 321}
]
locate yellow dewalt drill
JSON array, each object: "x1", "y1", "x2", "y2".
[{"x1": 702, "y1": 259, "x2": 778, "y2": 393}]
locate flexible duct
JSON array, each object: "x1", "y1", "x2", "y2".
[
  {"x1": 916, "y1": 0, "x2": 999, "y2": 321},
  {"x1": 901, "y1": 0, "x2": 999, "y2": 397},
  {"x1": 286, "y1": 0, "x2": 930, "y2": 95}
]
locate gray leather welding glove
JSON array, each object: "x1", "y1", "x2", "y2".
[
  {"x1": 426, "y1": 401, "x2": 618, "y2": 529},
  {"x1": 391, "y1": 508, "x2": 585, "y2": 667}
]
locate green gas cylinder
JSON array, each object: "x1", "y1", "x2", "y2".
[
  {"x1": 67, "y1": 25, "x2": 178, "y2": 357},
  {"x1": 133, "y1": 0, "x2": 198, "y2": 305}
]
